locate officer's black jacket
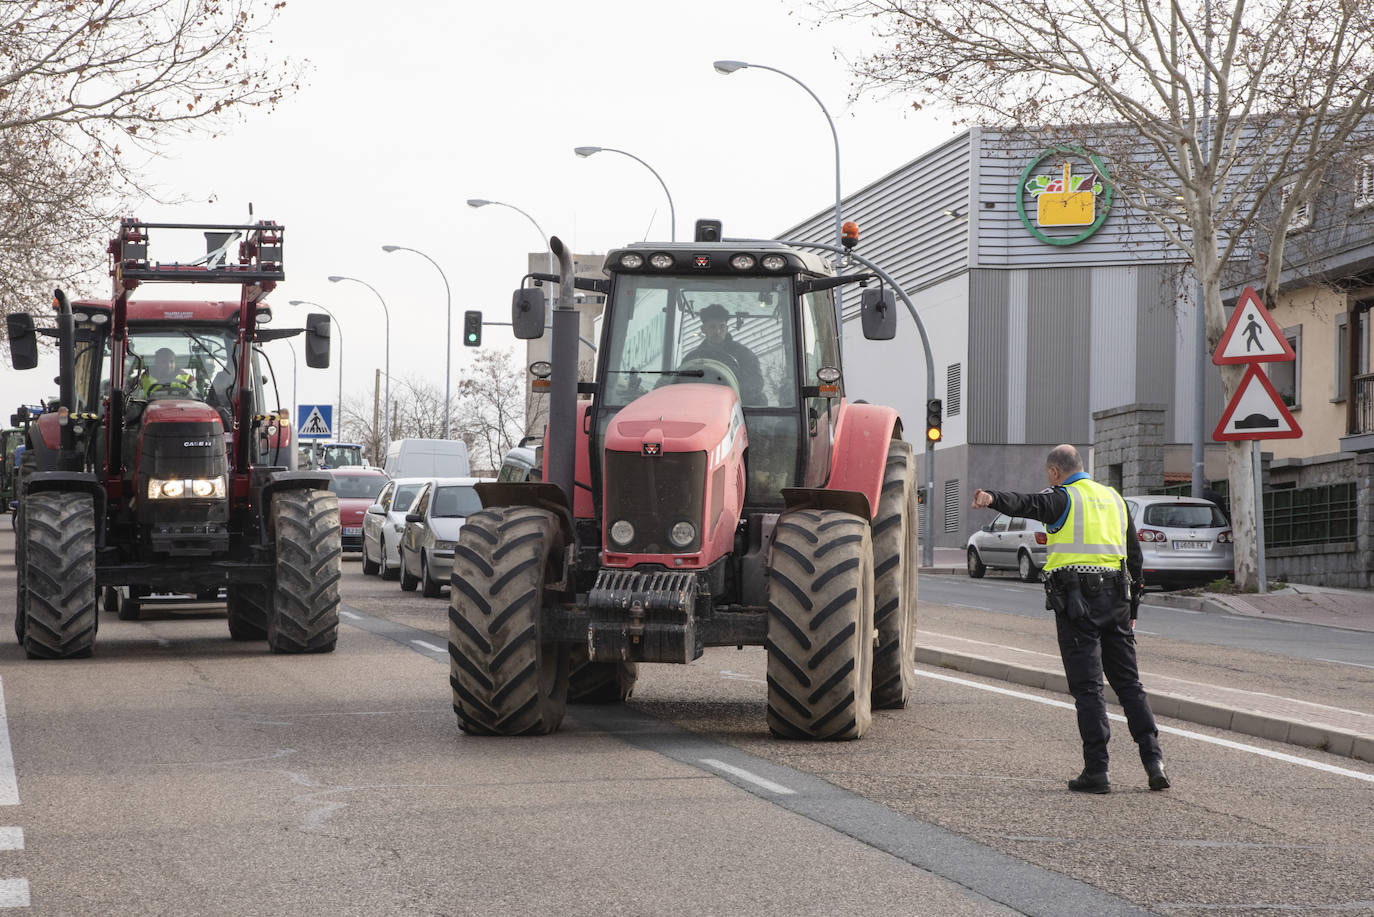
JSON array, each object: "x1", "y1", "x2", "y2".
[{"x1": 982, "y1": 478, "x2": 1143, "y2": 583}]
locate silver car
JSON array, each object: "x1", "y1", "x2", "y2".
[
  {"x1": 967, "y1": 514, "x2": 1048, "y2": 582},
  {"x1": 399, "y1": 478, "x2": 487, "y2": 597},
  {"x1": 1125, "y1": 495, "x2": 1233, "y2": 589},
  {"x1": 362, "y1": 477, "x2": 433, "y2": 580}
]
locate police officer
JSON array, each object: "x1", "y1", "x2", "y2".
[{"x1": 972, "y1": 444, "x2": 1169, "y2": 794}]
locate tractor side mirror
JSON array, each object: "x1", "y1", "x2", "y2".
[
  {"x1": 860, "y1": 288, "x2": 896, "y2": 341},
  {"x1": 511, "y1": 288, "x2": 546, "y2": 340},
  {"x1": 7, "y1": 313, "x2": 38, "y2": 370},
  {"x1": 305, "y1": 313, "x2": 331, "y2": 368}
]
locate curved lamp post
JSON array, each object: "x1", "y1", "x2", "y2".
[
  {"x1": 327, "y1": 275, "x2": 391, "y2": 444},
  {"x1": 466, "y1": 198, "x2": 553, "y2": 279},
  {"x1": 573, "y1": 146, "x2": 676, "y2": 241},
  {"x1": 382, "y1": 245, "x2": 453, "y2": 439},
  {"x1": 287, "y1": 299, "x2": 344, "y2": 441}
]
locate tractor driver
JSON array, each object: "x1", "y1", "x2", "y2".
[
  {"x1": 681, "y1": 303, "x2": 765, "y2": 404},
  {"x1": 139, "y1": 347, "x2": 195, "y2": 398}
]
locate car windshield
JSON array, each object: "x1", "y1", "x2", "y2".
[
  {"x1": 321, "y1": 445, "x2": 364, "y2": 467},
  {"x1": 601, "y1": 273, "x2": 796, "y2": 409},
  {"x1": 329, "y1": 474, "x2": 387, "y2": 500},
  {"x1": 392, "y1": 483, "x2": 424, "y2": 513},
  {"x1": 1142, "y1": 503, "x2": 1227, "y2": 528},
  {"x1": 432, "y1": 485, "x2": 482, "y2": 518}
]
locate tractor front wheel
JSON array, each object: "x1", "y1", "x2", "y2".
[
  {"x1": 448, "y1": 506, "x2": 569, "y2": 735},
  {"x1": 266, "y1": 489, "x2": 341, "y2": 653},
  {"x1": 20, "y1": 492, "x2": 98, "y2": 659},
  {"x1": 227, "y1": 584, "x2": 271, "y2": 640},
  {"x1": 567, "y1": 644, "x2": 637, "y2": 704},
  {"x1": 871, "y1": 440, "x2": 919, "y2": 709},
  {"x1": 765, "y1": 509, "x2": 875, "y2": 740}
]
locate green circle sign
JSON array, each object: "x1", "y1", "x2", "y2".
[{"x1": 1016, "y1": 146, "x2": 1113, "y2": 246}]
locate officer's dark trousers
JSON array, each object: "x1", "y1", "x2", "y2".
[{"x1": 1054, "y1": 583, "x2": 1162, "y2": 775}]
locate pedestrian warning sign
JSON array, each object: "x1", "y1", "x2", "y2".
[
  {"x1": 1213, "y1": 286, "x2": 1296, "y2": 365},
  {"x1": 297, "y1": 404, "x2": 333, "y2": 439},
  {"x1": 1213, "y1": 365, "x2": 1302, "y2": 441}
]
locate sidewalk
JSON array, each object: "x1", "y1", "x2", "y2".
[{"x1": 918, "y1": 547, "x2": 1374, "y2": 766}]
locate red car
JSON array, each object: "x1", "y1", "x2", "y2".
[{"x1": 325, "y1": 467, "x2": 390, "y2": 552}]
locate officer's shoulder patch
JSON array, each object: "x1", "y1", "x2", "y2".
[{"x1": 1039, "y1": 486, "x2": 1057, "y2": 495}]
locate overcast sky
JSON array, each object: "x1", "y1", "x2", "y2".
[{"x1": 1, "y1": 0, "x2": 958, "y2": 433}]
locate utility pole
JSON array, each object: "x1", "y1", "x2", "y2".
[{"x1": 373, "y1": 368, "x2": 381, "y2": 461}]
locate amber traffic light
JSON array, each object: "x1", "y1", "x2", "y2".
[{"x1": 926, "y1": 398, "x2": 943, "y2": 443}]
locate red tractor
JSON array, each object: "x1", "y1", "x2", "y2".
[
  {"x1": 449, "y1": 221, "x2": 918, "y2": 739},
  {"x1": 7, "y1": 219, "x2": 341, "y2": 658}
]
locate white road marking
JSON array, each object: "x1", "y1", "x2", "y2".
[
  {"x1": 340, "y1": 611, "x2": 362, "y2": 620},
  {"x1": 0, "y1": 680, "x2": 17, "y2": 805},
  {"x1": 917, "y1": 669, "x2": 1374, "y2": 784},
  {"x1": 699, "y1": 758, "x2": 796, "y2": 795},
  {"x1": 0, "y1": 829, "x2": 20, "y2": 851},
  {"x1": 411, "y1": 640, "x2": 446, "y2": 654},
  {"x1": 0, "y1": 879, "x2": 29, "y2": 908},
  {"x1": 1316, "y1": 657, "x2": 1374, "y2": 671}
]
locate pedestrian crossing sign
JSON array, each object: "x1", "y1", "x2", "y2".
[
  {"x1": 297, "y1": 404, "x2": 333, "y2": 439},
  {"x1": 1214, "y1": 286, "x2": 1297, "y2": 365}
]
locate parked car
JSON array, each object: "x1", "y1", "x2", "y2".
[
  {"x1": 362, "y1": 477, "x2": 433, "y2": 579},
  {"x1": 1125, "y1": 495, "x2": 1233, "y2": 589},
  {"x1": 324, "y1": 467, "x2": 390, "y2": 553},
  {"x1": 384, "y1": 438, "x2": 470, "y2": 479},
  {"x1": 967, "y1": 513, "x2": 1047, "y2": 582},
  {"x1": 399, "y1": 477, "x2": 487, "y2": 597}
]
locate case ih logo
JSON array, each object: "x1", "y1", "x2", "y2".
[{"x1": 1017, "y1": 146, "x2": 1113, "y2": 246}]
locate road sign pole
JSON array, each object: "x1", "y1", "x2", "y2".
[{"x1": 1253, "y1": 439, "x2": 1267, "y2": 595}]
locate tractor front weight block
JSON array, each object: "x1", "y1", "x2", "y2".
[{"x1": 587, "y1": 570, "x2": 700, "y2": 664}]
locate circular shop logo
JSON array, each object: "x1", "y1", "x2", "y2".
[{"x1": 1016, "y1": 146, "x2": 1113, "y2": 246}]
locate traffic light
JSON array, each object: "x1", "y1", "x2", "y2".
[
  {"x1": 925, "y1": 398, "x2": 943, "y2": 443},
  {"x1": 463, "y1": 310, "x2": 482, "y2": 347}
]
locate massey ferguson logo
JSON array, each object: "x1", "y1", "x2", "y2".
[{"x1": 183, "y1": 440, "x2": 214, "y2": 448}]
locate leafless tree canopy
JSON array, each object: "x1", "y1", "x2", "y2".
[
  {"x1": 821, "y1": 0, "x2": 1374, "y2": 588},
  {"x1": 0, "y1": 1, "x2": 300, "y2": 315}
]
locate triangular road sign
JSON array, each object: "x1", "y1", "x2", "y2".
[
  {"x1": 1214, "y1": 286, "x2": 1296, "y2": 364},
  {"x1": 1213, "y1": 364, "x2": 1302, "y2": 441},
  {"x1": 297, "y1": 405, "x2": 332, "y2": 438}
]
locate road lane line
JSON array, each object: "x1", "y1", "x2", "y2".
[
  {"x1": 0, "y1": 879, "x2": 28, "y2": 908},
  {"x1": 1317, "y1": 657, "x2": 1374, "y2": 671},
  {"x1": 917, "y1": 669, "x2": 1374, "y2": 784},
  {"x1": 699, "y1": 758, "x2": 796, "y2": 795},
  {"x1": 0, "y1": 680, "x2": 17, "y2": 805},
  {"x1": 340, "y1": 611, "x2": 362, "y2": 620},
  {"x1": 411, "y1": 640, "x2": 446, "y2": 654},
  {"x1": 0, "y1": 829, "x2": 20, "y2": 851}
]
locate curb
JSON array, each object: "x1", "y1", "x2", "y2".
[{"x1": 915, "y1": 646, "x2": 1374, "y2": 766}]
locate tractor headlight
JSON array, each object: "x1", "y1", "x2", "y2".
[
  {"x1": 619, "y1": 253, "x2": 645, "y2": 269},
  {"x1": 730, "y1": 254, "x2": 757, "y2": 271},
  {"x1": 649, "y1": 252, "x2": 674, "y2": 269},
  {"x1": 610, "y1": 520, "x2": 635, "y2": 546},
  {"x1": 761, "y1": 254, "x2": 787, "y2": 271},
  {"x1": 148, "y1": 476, "x2": 226, "y2": 500},
  {"x1": 668, "y1": 520, "x2": 696, "y2": 548}
]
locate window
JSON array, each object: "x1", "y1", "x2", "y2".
[
  {"x1": 377, "y1": 482, "x2": 395, "y2": 512},
  {"x1": 943, "y1": 480, "x2": 960, "y2": 532},
  {"x1": 946, "y1": 363, "x2": 962, "y2": 416},
  {"x1": 1007, "y1": 517, "x2": 1025, "y2": 532},
  {"x1": 990, "y1": 514, "x2": 1009, "y2": 533},
  {"x1": 1357, "y1": 156, "x2": 1374, "y2": 210},
  {"x1": 1281, "y1": 182, "x2": 1313, "y2": 233},
  {"x1": 1269, "y1": 325, "x2": 1302, "y2": 408},
  {"x1": 1336, "y1": 314, "x2": 1348, "y2": 402}
]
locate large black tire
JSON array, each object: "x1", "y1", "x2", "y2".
[
  {"x1": 448, "y1": 506, "x2": 569, "y2": 735},
  {"x1": 266, "y1": 489, "x2": 341, "y2": 653},
  {"x1": 420, "y1": 554, "x2": 443, "y2": 598},
  {"x1": 765, "y1": 509, "x2": 875, "y2": 741},
  {"x1": 115, "y1": 588, "x2": 142, "y2": 621},
  {"x1": 567, "y1": 644, "x2": 638, "y2": 704},
  {"x1": 226, "y1": 584, "x2": 270, "y2": 640},
  {"x1": 102, "y1": 587, "x2": 119, "y2": 613},
  {"x1": 871, "y1": 440, "x2": 920, "y2": 710},
  {"x1": 21, "y1": 492, "x2": 98, "y2": 659},
  {"x1": 12, "y1": 453, "x2": 35, "y2": 642}
]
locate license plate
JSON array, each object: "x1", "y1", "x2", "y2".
[
  {"x1": 343, "y1": 527, "x2": 362, "y2": 536},
  {"x1": 1172, "y1": 540, "x2": 1209, "y2": 550}
]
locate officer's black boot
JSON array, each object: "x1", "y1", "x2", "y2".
[
  {"x1": 1144, "y1": 759, "x2": 1170, "y2": 791},
  {"x1": 1067, "y1": 770, "x2": 1111, "y2": 794}
]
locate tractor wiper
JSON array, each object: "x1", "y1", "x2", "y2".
[{"x1": 605, "y1": 369, "x2": 704, "y2": 377}]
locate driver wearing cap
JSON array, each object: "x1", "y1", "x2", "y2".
[{"x1": 680, "y1": 303, "x2": 765, "y2": 404}]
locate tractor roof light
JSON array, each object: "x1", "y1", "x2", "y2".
[
  {"x1": 619, "y1": 252, "x2": 645, "y2": 269},
  {"x1": 841, "y1": 221, "x2": 860, "y2": 250},
  {"x1": 529, "y1": 360, "x2": 553, "y2": 379},
  {"x1": 761, "y1": 254, "x2": 787, "y2": 271},
  {"x1": 649, "y1": 252, "x2": 674, "y2": 269},
  {"x1": 730, "y1": 254, "x2": 757, "y2": 271}
]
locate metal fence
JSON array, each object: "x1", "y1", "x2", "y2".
[{"x1": 1150, "y1": 480, "x2": 1356, "y2": 548}]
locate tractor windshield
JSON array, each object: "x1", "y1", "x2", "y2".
[
  {"x1": 602, "y1": 275, "x2": 796, "y2": 409},
  {"x1": 126, "y1": 327, "x2": 238, "y2": 402}
]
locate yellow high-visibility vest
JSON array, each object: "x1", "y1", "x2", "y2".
[{"x1": 1043, "y1": 477, "x2": 1128, "y2": 571}]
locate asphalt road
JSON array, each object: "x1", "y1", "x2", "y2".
[{"x1": 1, "y1": 541, "x2": 1371, "y2": 916}]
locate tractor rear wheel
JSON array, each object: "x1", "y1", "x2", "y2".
[
  {"x1": 102, "y1": 587, "x2": 118, "y2": 613},
  {"x1": 567, "y1": 644, "x2": 637, "y2": 704},
  {"x1": 765, "y1": 509, "x2": 875, "y2": 740},
  {"x1": 12, "y1": 453, "x2": 35, "y2": 643},
  {"x1": 21, "y1": 492, "x2": 98, "y2": 659},
  {"x1": 871, "y1": 440, "x2": 920, "y2": 709},
  {"x1": 266, "y1": 489, "x2": 341, "y2": 654},
  {"x1": 226, "y1": 584, "x2": 270, "y2": 640},
  {"x1": 115, "y1": 588, "x2": 142, "y2": 621},
  {"x1": 448, "y1": 506, "x2": 569, "y2": 735}
]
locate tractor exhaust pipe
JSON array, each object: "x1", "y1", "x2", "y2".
[{"x1": 546, "y1": 236, "x2": 579, "y2": 509}]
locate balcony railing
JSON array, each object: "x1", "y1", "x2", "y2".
[{"x1": 1350, "y1": 373, "x2": 1374, "y2": 435}]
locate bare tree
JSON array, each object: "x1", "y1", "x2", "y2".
[
  {"x1": 456, "y1": 348, "x2": 531, "y2": 474},
  {"x1": 0, "y1": 1, "x2": 300, "y2": 314},
  {"x1": 824, "y1": 0, "x2": 1374, "y2": 588}
]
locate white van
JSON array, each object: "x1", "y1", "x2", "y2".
[{"x1": 384, "y1": 439, "x2": 470, "y2": 479}]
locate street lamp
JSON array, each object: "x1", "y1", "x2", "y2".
[
  {"x1": 382, "y1": 245, "x2": 453, "y2": 439},
  {"x1": 327, "y1": 275, "x2": 391, "y2": 447},
  {"x1": 714, "y1": 59, "x2": 845, "y2": 330},
  {"x1": 466, "y1": 198, "x2": 553, "y2": 279},
  {"x1": 573, "y1": 146, "x2": 676, "y2": 241},
  {"x1": 287, "y1": 299, "x2": 343, "y2": 441}
]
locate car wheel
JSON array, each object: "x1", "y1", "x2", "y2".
[
  {"x1": 361, "y1": 538, "x2": 380, "y2": 576},
  {"x1": 421, "y1": 554, "x2": 442, "y2": 598},
  {"x1": 381, "y1": 536, "x2": 399, "y2": 581},
  {"x1": 967, "y1": 546, "x2": 986, "y2": 578},
  {"x1": 1017, "y1": 549, "x2": 1038, "y2": 583},
  {"x1": 399, "y1": 553, "x2": 419, "y2": 592}
]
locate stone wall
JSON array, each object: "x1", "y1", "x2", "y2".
[
  {"x1": 1265, "y1": 452, "x2": 1374, "y2": 588},
  {"x1": 1091, "y1": 403, "x2": 1166, "y2": 496}
]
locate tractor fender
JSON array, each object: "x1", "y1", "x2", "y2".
[
  {"x1": 474, "y1": 481, "x2": 575, "y2": 545},
  {"x1": 25, "y1": 471, "x2": 107, "y2": 544},
  {"x1": 824, "y1": 401, "x2": 902, "y2": 521},
  {"x1": 259, "y1": 470, "x2": 331, "y2": 541}
]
